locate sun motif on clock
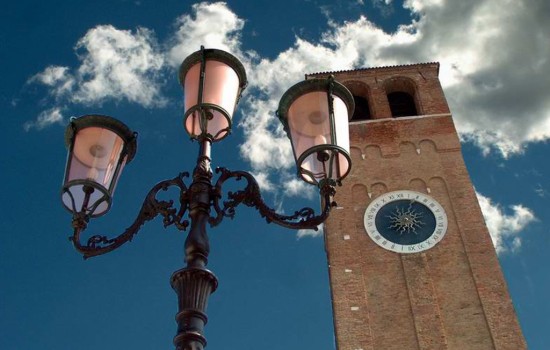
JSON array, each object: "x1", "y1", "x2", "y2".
[
  {"x1": 387, "y1": 204, "x2": 424, "y2": 234},
  {"x1": 363, "y1": 190, "x2": 448, "y2": 253}
]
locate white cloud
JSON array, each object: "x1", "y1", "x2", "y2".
[
  {"x1": 29, "y1": 66, "x2": 75, "y2": 96},
  {"x1": 28, "y1": 25, "x2": 166, "y2": 129},
  {"x1": 24, "y1": 107, "x2": 65, "y2": 131},
  {"x1": 297, "y1": 224, "x2": 324, "y2": 239},
  {"x1": 283, "y1": 177, "x2": 316, "y2": 198},
  {"x1": 251, "y1": 171, "x2": 275, "y2": 192},
  {"x1": 399, "y1": 0, "x2": 550, "y2": 157},
  {"x1": 72, "y1": 25, "x2": 166, "y2": 107},
  {"x1": 372, "y1": 0, "x2": 394, "y2": 7},
  {"x1": 166, "y1": 1, "x2": 245, "y2": 67},
  {"x1": 31, "y1": 66, "x2": 69, "y2": 86},
  {"x1": 28, "y1": 66, "x2": 75, "y2": 102},
  {"x1": 476, "y1": 191, "x2": 536, "y2": 254},
  {"x1": 534, "y1": 184, "x2": 547, "y2": 198}
]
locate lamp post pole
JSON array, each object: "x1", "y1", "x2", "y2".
[
  {"x1": 60, "y1": 47, "x2": 355, "y2": 349},
  {"x1": 172, "y1": 137, "x2": 216, "y2": 350}
]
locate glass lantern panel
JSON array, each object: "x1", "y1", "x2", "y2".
[
  {"x1": 184, "y1": 109, "x2": 204, "y2": 138},
  {"x1": 62, "y1": 183, "x2": 110, "y2": 216},
  {"x1": 298, "y1": 150, "x2": 351, "y2": 184},
  {"x1": 287, "y1": 91, "x2": 332, "y2": 159},
  {"x1": 288, "y1": 92, "x2": 351, "y2": 184},
  {"x1": 62, "y1": 126, "x2": 126, "y2": 216},
  {"x1": 183, "y1": 60, "x2": 240, "y2": 139},
  {"x1": 332, "y1": 95, "x2": 351, "y2": 163},
  {"x1": 183, "y1": 62, "x2": 202, "y2": 136},
  {"x1": 67, "y1": 127, "x2": 125, "y2": 188},
  {"x1": 203, "y1": 60, "x2": 240, "y2": 115}
]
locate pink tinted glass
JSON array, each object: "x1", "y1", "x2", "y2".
[
  {"x1": 62, "y1": 127, "x2": 126, "y2": 215},
  {"x1": 287, "y1": 92, "x2": 350, "y2": 183},
  {"x1": 184, "y1": 60, "x2": 240, "y2": 139}
]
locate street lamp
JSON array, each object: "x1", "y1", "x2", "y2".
[{"x1": 61, "y1": 46, "x2": 354, "y2": 350}]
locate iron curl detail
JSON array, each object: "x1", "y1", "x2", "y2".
[
  {"x1": 70, "y1": 173, "x2": 191, "y2": 259},
  {"x1": 209, "y1": 167, "x2": 337, "y2": 230}
]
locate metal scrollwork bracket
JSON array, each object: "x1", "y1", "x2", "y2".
[
  {"x1": 70, "y1": 173, "x2": 191, "y2": 259},
  {"x1": 209, "y1": 167, "x2": 337, "y2": 230}
]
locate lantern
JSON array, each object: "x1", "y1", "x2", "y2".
[
  {"x1": 61, "y1": 115, "x2": 137, "y2": 217},
  {"x1": 277, "y1": 76, "x2": 354, "y2": 186},
  {"x1": 179, "y1": 47, "x2": 247, "y2": 141}
]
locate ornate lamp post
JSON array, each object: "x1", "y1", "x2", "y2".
[{"x1": 61, "y1": 46, "x2": 354, "y2": 350}]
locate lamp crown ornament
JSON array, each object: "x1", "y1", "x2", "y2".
[{"x1": 60, "y1": 46, "x2": 354, "y2": 350}]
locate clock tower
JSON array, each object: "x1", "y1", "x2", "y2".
[{"x1": 309, "y1": 64, "x2": 526, "y2": 349}]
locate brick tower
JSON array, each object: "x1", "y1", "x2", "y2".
[{"x1": 309, "y1": 64, "x2": 526, "y2": 349}]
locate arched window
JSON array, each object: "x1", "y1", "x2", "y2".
[
  {"x1": 388, "y1": 91, "x2": 417, "y2": 117},
  {"x1": 343, "y1": 81, "x2": 371, "y2": 121},
  {"x1": 384, "y1": 77, "x2": 419, "y2": 118},
  {"x1": 352, "y1": 95, "x2": 371, "y2": 121}
]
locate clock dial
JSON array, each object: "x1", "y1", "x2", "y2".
[{"x1": 363, "y1": 190, "x2": 447, "y2": 253}]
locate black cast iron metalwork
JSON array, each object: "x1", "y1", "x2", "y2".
[{"x1": 68, "y1": 133, "x2": 338, "y2": 349}]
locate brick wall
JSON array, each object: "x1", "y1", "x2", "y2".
[{"x1": 319, "y1": 64, "x2": 526, "y2": 350}]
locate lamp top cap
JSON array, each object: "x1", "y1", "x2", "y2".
[
  {"x1": 277, "y1": 76, "x2": 355, "y2": 129},
  {"x1": 178, "y1": 47, "x2": 248, "y2": 88},
  {"x1": 64, "y1": 114, "x2": 138, "y2": 163}
]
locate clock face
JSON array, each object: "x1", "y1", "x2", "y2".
[{"x1": 363, "y1": 190, "x2": 448, "y2": 253}]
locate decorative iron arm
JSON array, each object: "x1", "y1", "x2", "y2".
[
  {"x1": 210, "y1": 167, "x2": 337, "y2": 230},
  {"x1": 70, "y1": 173, "x2": 190, "y2": 259},
  {"x1": 70, "y1": 165, "x2": 338, "y2": 260}
]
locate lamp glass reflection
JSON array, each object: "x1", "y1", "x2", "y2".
[
  {"x1": 286, "y1": 88, "x2": 351, "y2": 185},
  {"x1": 62, "y1": 116, "x2": 134, "y2": 217}
]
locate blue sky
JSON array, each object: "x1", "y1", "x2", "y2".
[{"x1": 1, "y1": 0, "x2": 549, "y2": 349}]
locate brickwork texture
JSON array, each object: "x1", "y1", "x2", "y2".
[{"x1": 313, "y1": 64, "x2": 526, "y2": 350}]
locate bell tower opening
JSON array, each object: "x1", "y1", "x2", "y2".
[
  {"x1": 385, "y1": 76, "x2": 420, "y2": 118},
  {"x1": 343, "y1": 81, "x2": 372, "y2": 121},
  {"x1": 388, "y1": 91, "x2": 417, "y2": 117},
  {"x1": 351, "y1": 95, "x2": 371, "y2": 121}
]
